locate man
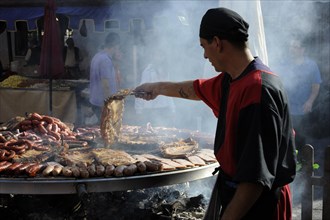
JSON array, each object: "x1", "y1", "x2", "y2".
[
  {"x1": 24, "y1": 38, "x2": 41, "y2": 66},
  {"x1": 134, "y1": 8, "x2": 296, "y2": 219},
  {"x1": 89, "y1": 32, "x2": 121, "y2": 122},
  {"x1": 63, "y1": 38, "x2": 81, "y2": 79},
  {"x1": 278, "y1": 38, "x2": 322, "y2": 150}
]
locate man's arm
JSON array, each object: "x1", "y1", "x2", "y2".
[
  {"x1": 134, "y1": 81, "x2": 200, "y2": 101},
  {"x1": 221, "y1": 182, "x2": 264, "y2": 220},
  {"x1": 303, "y1": 83, "x2": 320, "y2": 113}
]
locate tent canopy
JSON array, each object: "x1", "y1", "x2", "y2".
[{"x1": 0, "y1": 1, "x2": 218, "y2": 32}]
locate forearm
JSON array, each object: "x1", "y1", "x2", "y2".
[
  {"x1": 221, "y1": 182, "x2": 264, "y2": 220},
  {"x1": 303, "y1": 84, "x2": 320, "y2": 113},
  {"x1": 135, "y1": 80, "x2": 200, "y2": 101},
  {"x1": 157, "y1": 81, "x2": 199, "y2": 100},
  {"x1": 307, "y1": 84, "x2": 320, "y2": 104}
]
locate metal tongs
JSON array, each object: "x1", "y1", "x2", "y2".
[{"x1": 105, "y1": 89, "x2": 150, "y2": 102}]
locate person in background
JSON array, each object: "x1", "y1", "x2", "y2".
[
  {"x1": 63, "y1": 38, "x2": 81, "y2": 79},
  {"x1": 278, "y1": 37, "x2": 322, "y2": 151},
  {"x1": 134, "y1": 7, "x2": 296, "y2": 219},
  {"x1": 89, "y1": 32, "x2": 121, "y2": 123},
  {"x1": 134, "y1": 47, "x2": 176, "y2": 127},
  {"x1": 24, "y1": 38, "x2": 41, "y2": 66}
]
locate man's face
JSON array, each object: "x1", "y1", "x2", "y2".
[{"x1": 200, "y1": 38, "x2": 221, "y2": 72}]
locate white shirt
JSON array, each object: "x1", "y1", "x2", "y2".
[{"x1": 135, "y1": 64, "x2": 175, "y2": 114}]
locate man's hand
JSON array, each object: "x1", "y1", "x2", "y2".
[{"x1": 134, "y1": 82, "x2": 160, "y2": 100}]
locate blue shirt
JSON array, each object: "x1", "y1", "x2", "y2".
[
  {"x1": 89, "y1": 50, "x2": 118, "y2": 107},
  {"x1": 279, "y1": 57, "x2": 322, "y2": 115}
]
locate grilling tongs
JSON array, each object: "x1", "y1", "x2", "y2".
[{"x1": 104, "y1": 89, "x2": 150, "y2": 102}]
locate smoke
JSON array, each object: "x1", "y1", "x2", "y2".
[{"x1": 73, "y1": 1, "x2": 328, "y2": 135}]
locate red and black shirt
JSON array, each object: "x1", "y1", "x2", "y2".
[{"x1": 194, "y1": 58, "x2": 296, "y2": 189}]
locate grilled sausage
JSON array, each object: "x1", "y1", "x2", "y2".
[
  {"x1": 62, "y1": 166, "x2": 73, "y2": 177},
  {"x1": 144, "y1": 160, "x2": 161, "y2": 172},
  {"x1": 104, "y1": 164, "x2": 115, "y2": 177},
  {"x1": 26, "y1": 163, "x2": 43, "y2": 177},
  {"x1": 0, "y1": 150, "x2": 15, "y2": 161},
  {"x1": 42, "y1": 116, "x2": 54, "y2": 124},
  {"x1": 123, "y1": 164, "x2": 137, "y2": 176},
  {"x1": 16, "y1": 163, "x2": 35, "y2": 174},
  {"x1": 95, "y1": 164, "x2": 105, "y2": 176},
  {"x1": 30, "y1": 112, "x2": 43, "y2": 121},
  {"x1": 87, "y1": 164, "x2": 96, "y2": 177},
  {"x1": 37, "y1": 124, "x2": 48, "y2": 134},
  {"x1": 7, "y1": 162, "x2": 23, "y2": 172},
  {"x1": 136, "y1": 161, "x2": 147, "y2": 173},
  {"x1": 114, "y1": 165, "x2": 126, "y2": 177},
  {"x1": 79, "y1": 168, "x2": 89, "y2": 178},
  {"x1": 71, "y1": 166, "x2": 80, "y2": 178},
  {"x1": 42, "y1": 164, "x2": 55, "y2": 176},
  {"x1": 52, "y1": 165, "x2": 63, "y2": 176},
  {"x1": 0, "y1": 161, "x2": 12, "y2": 173}
]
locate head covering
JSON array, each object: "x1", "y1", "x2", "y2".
[{"x1": 199, "y1": 7, "x2": 249, "y2": 42}]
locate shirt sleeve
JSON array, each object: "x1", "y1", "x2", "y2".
[
  {"x1": 234, "y1": 82, "x2": 288, "y2": 189},
  {"x1": 193, "y1": 75, "x2": 222, "y2": 117}
]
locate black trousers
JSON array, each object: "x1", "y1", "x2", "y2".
[{"x1": 204, "y1": 170, "x2": 280, "y2": 220}]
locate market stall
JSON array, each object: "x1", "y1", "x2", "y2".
[{"x1": 0, "y1": 88, "x2": 77, "y2": 123}]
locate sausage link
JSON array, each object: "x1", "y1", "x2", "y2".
[
  {"x1": 37, "y1": 124, "x2": 48, "y2": 134},
  {"x1": 144, "y1": 160, "x2": 162, "y2": 172},
  {"x1": 26, "y1": 163, "x2": 43, "y2": 177},
  {"x1": 30, "y1": 112, "x2": 43, "y2": 121},
  {"x1": 95, "y1": 164, "x2": 105, "y2": 176},
  {"x1": 114, "y1": 165, "x2": 126, "y2": 177},
  {"x1": 79, "y1": 168, "x2": 89, "y2": 178},
  {"x1": 42, "y1": 116, "x2": 54, "y2": 124},
  {"x1": 104, "y1": 164, "x2": 115, "y2": 177},
  {"x1": 7, "y1": 162, "x2": 23, "y2": 172},
  {"x1": 136, "y1": 161, "x2": 147, "y2": 173},
  {"x1": 0, "y1": 161, "x2": 12, "y2": 173},
  {"x1": 123, "y1": 164, "x2": 137, "y2": 176},
  {"x1": 62, "y1": 166, "x2": 73, "y2": 177},
  {"x1": 71, "y1": 166, "x2": 80, "y2": 177},
  {"x1": 52, "y1": 165, "x2": 63, "y2": 176},
  {"x1": 42, "y1": 165, "x2": 55, "y2": 176},
  {"x1": 87, "y1": 164, "x2": 96, "y2": 177}
]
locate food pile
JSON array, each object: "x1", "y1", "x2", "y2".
[
  {"x1": 0, "y1": 112, "x2": 216, "y2": 179},
  {"x1": 0, "y1": 75, "x2": 30, "y2": 88}
]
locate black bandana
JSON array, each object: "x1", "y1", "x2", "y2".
[{"x1": 199, "y1": 7, "x2": 249, "y2": 42}]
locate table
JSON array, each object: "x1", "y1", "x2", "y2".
[{"x1": 0, "y1": 88, "x2": 77, "y2": 123}]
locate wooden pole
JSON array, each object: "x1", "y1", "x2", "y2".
[
  {"x1": 301, "y1": 144, "x2": 314, "y2": 220},
  {"x1": 323, "y1": 146, "x2": 330, "y2": 220}
]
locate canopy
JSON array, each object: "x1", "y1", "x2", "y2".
[{"x1": 0, "y1": 1, "x2": 218, "y2": 32}]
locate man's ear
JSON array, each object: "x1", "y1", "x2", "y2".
[{"x1": 213, "y1": 36, "x2": 223, "y2": 52}]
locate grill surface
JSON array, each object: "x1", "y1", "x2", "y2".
[{"x1": 0, "y1": 162, "x2": 218, "y2": 194}]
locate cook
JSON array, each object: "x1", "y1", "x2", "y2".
[{"x1": 134, "y1": 7, "x2": 296, "y2": 220}]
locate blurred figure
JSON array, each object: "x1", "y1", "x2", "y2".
[
  {"x1": 24, "y1": 38, "x2": 41, "y2": 66},
  {"x1": 279, "y1": 37, "x2": 322, "y2": 150},
  {"x1": 134, "y1": 48, "x2": 176, "y2": 127},
  {"x1": 89, "y1": 32, "x2": 121, "y2": 123},
  {"x1": 63, "y1": 38, "x2": 81, "y2": 79}
]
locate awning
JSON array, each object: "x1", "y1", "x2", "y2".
[{"x1": 0, "y1": 1, "x2": 218, "y2": 32}]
